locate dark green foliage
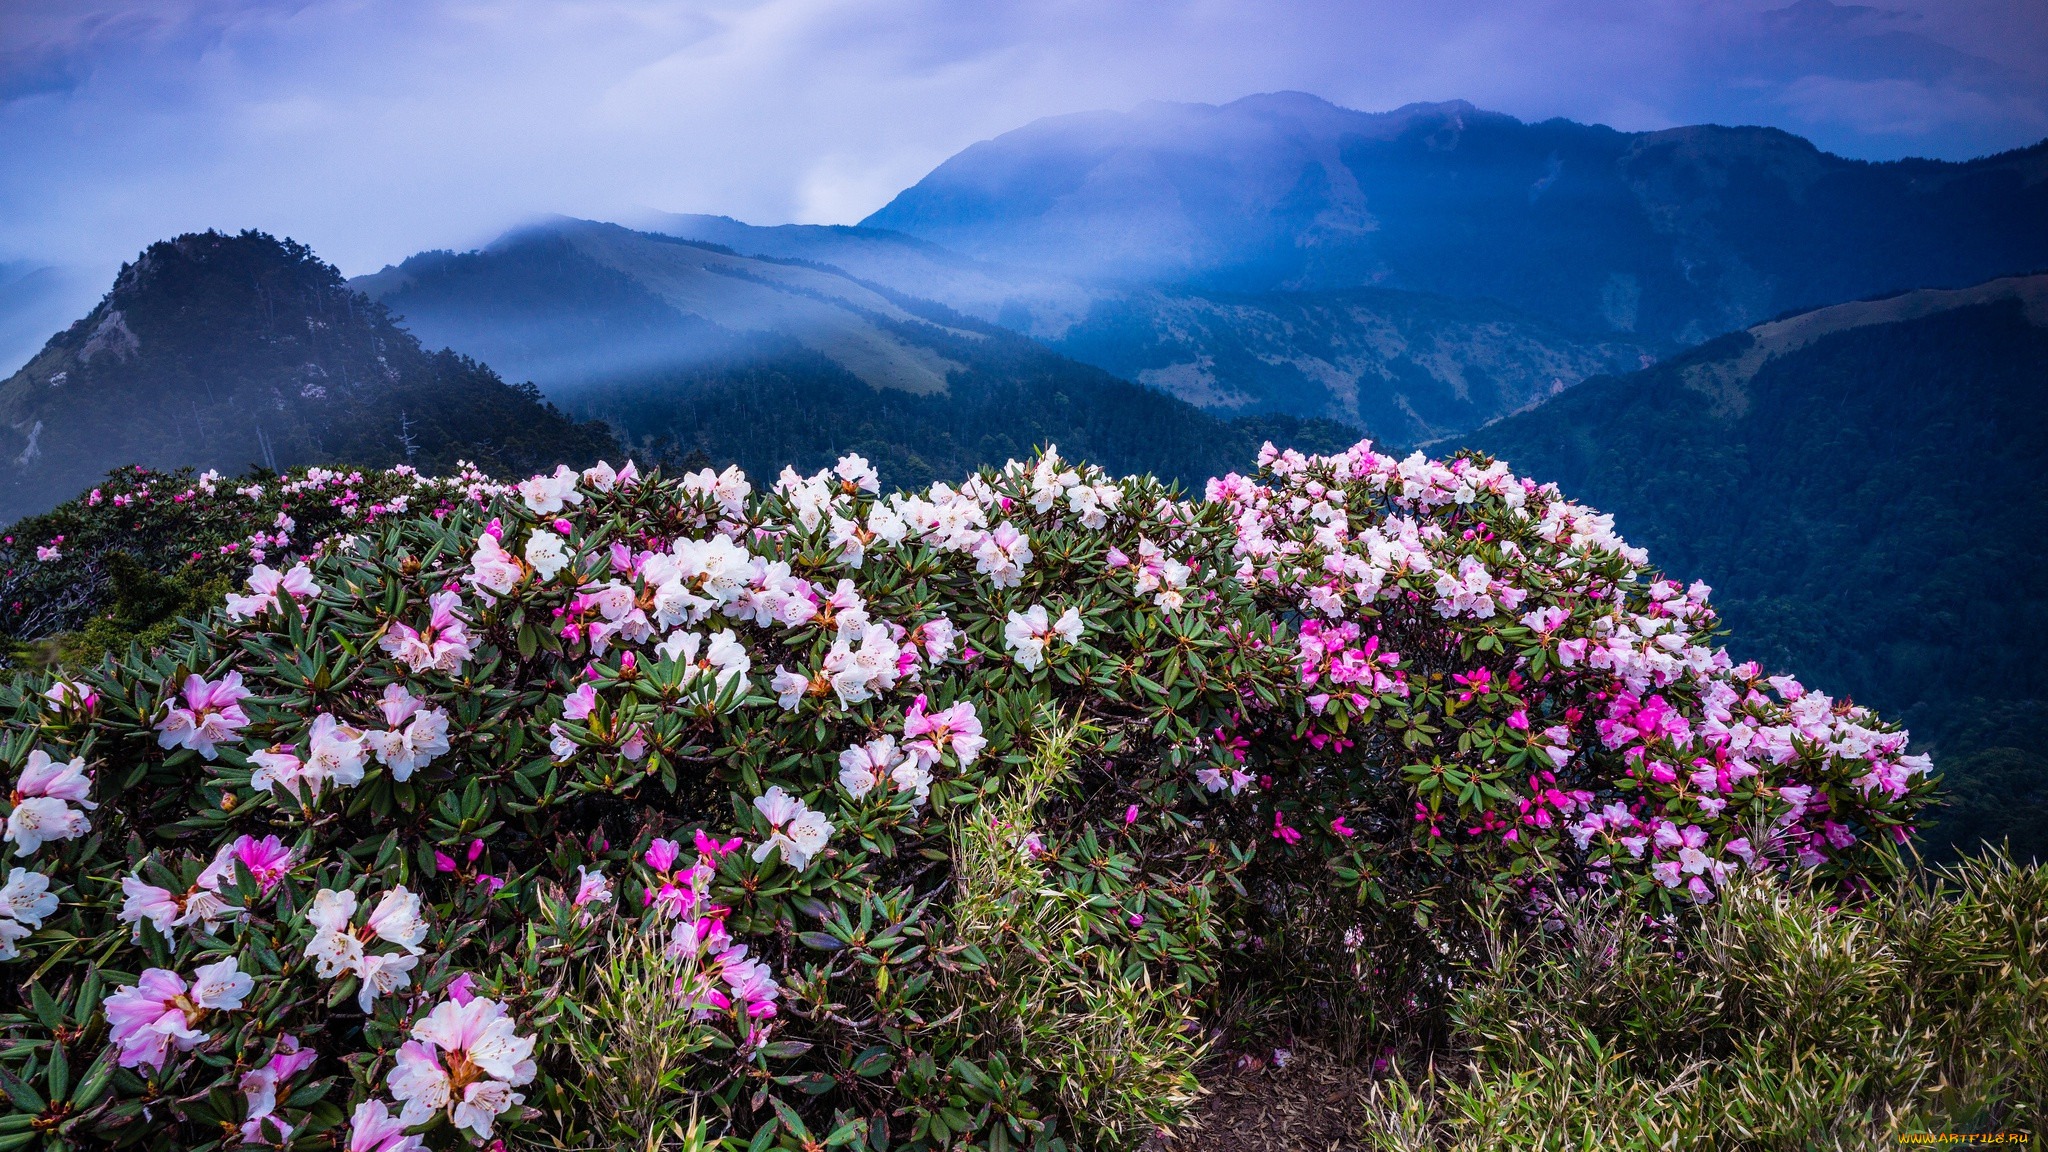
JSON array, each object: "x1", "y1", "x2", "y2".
[
  {"x1": 1467, "y1": 297, "x2": 2048, "y2": 859},
  {"x1": 561, "y1": 332, "x2": 1361, "y2": 491},
  {"x1": 0, "y1": 230, "x2": 619, "y2": 521}
]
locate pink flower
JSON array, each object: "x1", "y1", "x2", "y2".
[
  {"x1": 103, "y1": 958, "x2": 250, "y2": 1070},
  {"x1": 6, "y1": 749, "x2": 95, "y2": 855},
  {"x1": 707, "y1": 943, "x2": 781, "y2": 1019},
  {"x1": 41, "y1": 681, "x2": 97, "y2": 713},
  {"x1": 224, "y1": 563, "x2": 320, "y2": 622},
  {"x1": 1123, "y1": 804, "x2": 1140, "y2": 826},
  {"x1": 378, "y1": 591, "x2": 476, "y2": 675},
  {"x1": 1330, "y1": 816, "x2": 1356, "y2": 838},
  {"x1": 239, "y1": 1034, "x2": 319, "y2": 1144},
  {"x1": 154, "y1": 672, "x2": 251, "y2": 759},
  {"x1": 561, "y1": 683, "x2": 598, "y2": 721},
  {"x1": 104, "y1": 968, "x2": 204, "y2": 1070},
  {"x1": 388, "y1": 996, "x2": 537, "y2": 1138},
  {"x1": 902, "y1": 695, "x2": 987, "y2": 768},
  {"x1": 572, "y1": 866, "x2": 612, "y2": 907},
  {"x1": 346, "y1": 1099, "x2": 426, "y2": 1152}
]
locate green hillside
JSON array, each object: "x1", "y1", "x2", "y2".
[{"x1": 1467, "y1": 277, "x2": 2048, "y2": 859}]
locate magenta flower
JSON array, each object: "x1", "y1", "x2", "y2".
[
  {"x1": 1271, "y1": 810, "x2": 1302, "y2": 847},
  {"x1": 196, "y1": 835, "x2": 295, "y2": 896},
  {"x1": 644, "y1": 837, "x2": 682, "y2": 874}
]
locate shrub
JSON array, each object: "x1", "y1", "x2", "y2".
[
  {"x1": 0, "y1": 462, "x2": 499, "y2": 671},
  {"x1": 1359, "y1": 852, "x2": 2048, "y2": 1147},
  {"x1": 0, "y1": 440, "x2": 1933, "y2": 1149}
]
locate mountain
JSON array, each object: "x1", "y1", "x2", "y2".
[
  {"x1": 0, "y1": 231, "x2": 618, "y2": 522},
  {"x1": 618, "y1": 213, "x2": 1648, "y2": 438},
  {"x1": 864, "y1": 92, "x2": 2048, "y2": 348},
  {"x1": 1463, "y1": 275, "x2": 2048, "y2": 859},
  {"x1": 1036, "y1": 286, "x2": 1645, "y2": 438},
  {"x1": 353, "y1": 218, "x2": 1359, "y2": 489},
  {"x1": 356, "y1": 219, "x2": 985, "y2": 396}
]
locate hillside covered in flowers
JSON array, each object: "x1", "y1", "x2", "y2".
[{"x1": 0, "y1": 441, "x2": 2037, "y2": 1150}]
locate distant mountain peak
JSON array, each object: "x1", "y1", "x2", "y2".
[{"x1": 0, "y1": 229, "x2": 615, "y2": 520}]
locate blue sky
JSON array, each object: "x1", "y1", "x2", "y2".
[{"x1": 2, "y1": 0, "x2": 2043, "y2": 288}]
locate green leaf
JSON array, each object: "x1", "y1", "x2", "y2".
[{"x1": 850, "y1": 1046, "x2": 896, "y2": 1078}]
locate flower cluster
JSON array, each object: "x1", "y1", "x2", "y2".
[
  {"x1": 0, "y1": 437, "x2": 1932, "y2": 1150},
  {"x1": 4, "y1": 749, "x2": 94, "y2": 855}
]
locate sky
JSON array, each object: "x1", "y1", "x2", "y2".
[{"x1": 1, "y1": 0, "x2": 2044, "y2": 298}]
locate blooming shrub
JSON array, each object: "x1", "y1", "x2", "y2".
[
  {"x1": 0, "y1": 462, "x2": 507, "y2": 668},
  {"x1": 0, "y1": 440, "x2": 1934, "y2": 1149}
]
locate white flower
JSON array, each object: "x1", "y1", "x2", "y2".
[
  {"x1": 1004, "y1": 605, "x2": 1051, "y2": 670},
  {"x1": 5, "y1": 796, "x2": 90, "y2": 856},
  {"x1": 581, "y1": 460, "x2": 618, "y2": 492},
  {"x1": 188, "y1": 956, "x2": 254, "y2": 1010},
  {"x1": 355, "y1": 951, "x2": 419, "y2": 1012},
  {"x1": 834, "y1": 453, "x2": 880, "y2": 493},
  {"x1": 656, "y1": 628, "x2": 753, "y2": 699},
  {"x1": 828, "y1": 514, "x2": 868, "y2": 569},
  {"x1": 306, "y1": 713, "x2": 370, "y2": 789},
  {"x1": 771, "y1": 665, "x2": 812, "y2": 711},
  {"x1": 0, "y1": 917, "x2": 28, "y2": 961},
  {"x1": 752, "y1": 786, "x2": 834, "y2": 871},
  {"x1": 890, "y1": 757, "x2": 933, "y2": 808},
  {"x1": 524, "y1": 530, "x2": 570, "y2": 581},
  {"x1": 368, "y1": 707, "x2": 451, "y2": 781},
  {"x1": 822, "y1": 622, "x2": 902, "y2": 706},
  {"x1": 466, "y1": 533, "x2": 523, "y2": 599},
  {"x1": 1004, "y1": 604, "x2": 1085, "y2": 671},
  {"x1": 366, "y1": 886, "x2": 429, "y2": 954},
  {"x1": 516, "y1": 465, "x2": 585, "y2": 515},
  {"x1": 0, "y1": 867, "x2": 58, "y2": 928},
  {"x1": 972, "y1": 523, "x2": 1032, "y2": 588},
  {"x1": 304, "y1": 888, "x2": 364, "y2": 978}
]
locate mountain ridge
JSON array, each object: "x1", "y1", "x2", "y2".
[{"x1": 863, "y1": 92, "x2": 2048, "y2": 347}]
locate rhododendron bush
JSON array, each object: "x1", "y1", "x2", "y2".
[{"x1": 0, "y1": 441, "x2": 1933, "y2": 1150}]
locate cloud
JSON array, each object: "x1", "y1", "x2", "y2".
[{"x1": 0, "y1": 0, "x2": 2040, "y2": 308}]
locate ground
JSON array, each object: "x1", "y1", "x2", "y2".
[{"x1": 1155, "y1": 1043, "x2": 1374, "y2": 1152}]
